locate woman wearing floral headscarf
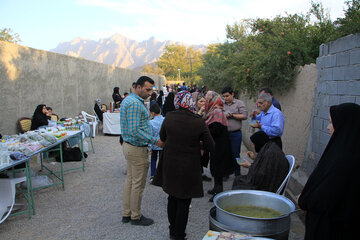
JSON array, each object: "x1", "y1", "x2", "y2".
[
  {"x1": 204, "y1": 91, "x2": 234, "y2": 202},
  {"x1": 153, "y1": 91, "x2": 214, "y2": 240}
]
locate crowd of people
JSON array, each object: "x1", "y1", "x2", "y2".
[
  {"x1": 25, "y1": 76, "x2": 359, "y2": 239},
  {"x1": 118, "y1": 76, "x2": 292, "y2": 239},
  {"x1": 118, "y1": 76, "x2": 360, "y2": 239}
]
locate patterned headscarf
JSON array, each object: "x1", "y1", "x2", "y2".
[
  {"x1": 204, "y1": 91, "x2": 228, "y2": 126},
  {"x1": 174, "y1": 91, "x2": 196, "y2": 113}
]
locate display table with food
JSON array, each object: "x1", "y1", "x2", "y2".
[
  {"x1": 0, "y1": 119, "x2": 86, "y2": 221},
  {"x1": 3, "y1": 127, "x2": 86, "y2": 189},
  {"x1": 103, "y1": 112, "x2": 121, "y2": 135}
]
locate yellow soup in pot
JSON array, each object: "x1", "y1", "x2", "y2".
[{"x1": 223, "y1": 205, "x2": 282, "y2": 218}]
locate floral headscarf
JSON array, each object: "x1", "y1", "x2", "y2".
[
  {"x1": 174, "y1": 91, "x2": 196, "y2": 113},
  {"x1": 204, "y1": 91, "x2": 228, "y2": 126}
]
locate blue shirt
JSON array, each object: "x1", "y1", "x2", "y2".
[
  {"x1": 120, "y1": 93, "x2": 158, "y2": 146},
  {"x1": 253, "y1": 105, "x2": 284, "y2": 138},
  {"x1": 148, "y1": 115, "x2": 165, "y2": 151}
]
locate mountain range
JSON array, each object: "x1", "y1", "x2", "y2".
[{"x1": 50, "y1": 34, "x2": 206, "y2": 70}]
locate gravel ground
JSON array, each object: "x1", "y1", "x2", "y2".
[{"x1": 0, "y1": 134, "x2": 305, "y2": 240}]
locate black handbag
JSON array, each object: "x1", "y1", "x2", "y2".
[{"x1": 56, "y1": 146, "x2": 87, "y2": 162}]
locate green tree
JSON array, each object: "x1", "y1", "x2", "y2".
[
  {"x1": 199, "y1": 1, "x2": 343, "y2": 97},
  {"x1": 335, "y1": 0, "x2": 360, "y2": 37},
  {"x1": 141, "y1": 64, "x2": 164, "y2": 75},
  {"x1": 157, "y1": 45, "x2": 187, "y2": 81},
  {"x1": 307, "y1": 1, "x2": 338, "y2": 59},
  {"x1": 156, "y1": 44, "x2": 203, "y2": 84},
  {"x1": 198, "y1": 43, "x2": 240, "y2": 92},
  {"x1": 184, "y1": 46, "x2": 203, "y2": 85},
  {"x1": 0, "y1": 28, "x2": 21, "y2": 43},
  {"x1": 226, "y1": 20, "x2": 250, "y2": 42}
]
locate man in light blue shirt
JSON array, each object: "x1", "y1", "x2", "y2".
[
  {"x1": 259, "y1": 87, "x2": 282, "y2": 111},
  {"x1": 250, "y1": 93, "x2": 284, "y2": 149}
]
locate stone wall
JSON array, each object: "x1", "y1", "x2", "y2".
[
  {"x1": 301, "y1": 33, "x2": 360, "y2": 176},
  {"x1": 240, "y1": 64, "x2": 317, "y2": 169},
  {"x1": 0, "y1": 41, "x2": 165, "y2": 135}
]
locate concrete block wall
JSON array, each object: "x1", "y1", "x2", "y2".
[
  {"x1": 301, "y1": 33, "x2": 360, "y2": 176},
  {"x1": 0, "y1": 41, "x2": 165, "y2": 135}
]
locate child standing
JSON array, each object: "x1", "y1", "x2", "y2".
[{"x1": 148, "y1": 103, "x2": 164, "y2": 181}]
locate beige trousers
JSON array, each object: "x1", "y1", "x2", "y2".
[{"x1": 122, "y1": 142, "x2": 149, "y2": 220}]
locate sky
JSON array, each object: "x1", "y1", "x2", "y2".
[{"x1": 1, "y1": 0, "x2": 347, "y2": 51}]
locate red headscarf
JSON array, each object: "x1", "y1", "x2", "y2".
[{"x1": 204, "y1": 91, "x2": 228, "y2": 126}]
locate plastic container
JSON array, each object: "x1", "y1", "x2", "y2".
[
  {"x1": 110, "y1": 102, "x2": 113, "y2": 113},
  {"x1": 0, "y1": 141, "x2": 10, "y2": 166},
  {"x1": 83, "y1": 140, "x2": 89, "y2": 152}
]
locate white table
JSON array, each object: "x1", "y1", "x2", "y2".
[{"x1": 103, "y1": 112, "x2": 121, "y2": 135}]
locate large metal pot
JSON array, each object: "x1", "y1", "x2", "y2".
[{"x1": 213, "y1": 190, "x2": 295, "y2": 239}]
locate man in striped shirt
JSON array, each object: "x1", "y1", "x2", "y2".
[{"x1": 120, "y1": 76, "x2": 164, "y2": 226}]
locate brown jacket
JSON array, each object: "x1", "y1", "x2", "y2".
[{"x1": 153, "y1": 109, "x2": 215, "y2": 199}]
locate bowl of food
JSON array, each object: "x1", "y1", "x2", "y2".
[
  {"x1": 236, "y1": 157, "x2": 245, "y2": 165},
  {"x1": 248, "y1": 120, "x2": 259, "y2": 127}
]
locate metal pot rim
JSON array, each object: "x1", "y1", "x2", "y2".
[{"x1": 213, "y1": 190, "x2": 295, "y2": 220}]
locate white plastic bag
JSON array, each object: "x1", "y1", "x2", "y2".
[
  {"x1": 22, "y1": 175, "x2": 53, "y2": 189},
  {"x1": 9, "y1": 168, "x2": 36, "y2": 178}
]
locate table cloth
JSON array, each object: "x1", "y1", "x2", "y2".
[{"x1": 103, "y1": 112, "x2": 121, "y2": 135}]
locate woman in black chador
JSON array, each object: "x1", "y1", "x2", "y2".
[
  {"x1": 298, "y1": 103, "x2": 360, "y2": 239},
  {"x1": 31, "y1": 104, "x2": 49, "y2": 130},
  {"x1": 156, "y1": 90, "x2": 164, "y2": 108},
  {"x1": 162, "y1": 92, "x2": 175, "y2": 116},
  {"x1": 232, "y1": 130, "x2": 289, "y2": 192},
  {"x1": 112, "y1": 87, "x2": 123, "y2": 108}
]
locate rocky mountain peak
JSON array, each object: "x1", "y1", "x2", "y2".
[{"x1": 50, "y1": 33, "x2": 205, "y2": 70}]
